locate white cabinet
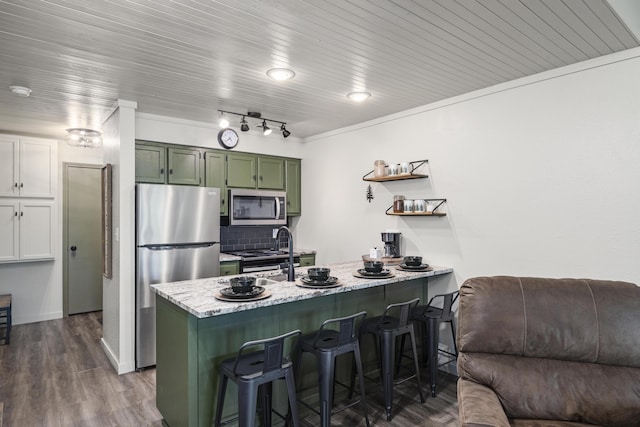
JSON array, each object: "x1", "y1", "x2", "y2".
[
  {"x1": 0, "y1": 200, "x2": 55, "y2": 262},
  {"x1": 0, "y1": 137, "x2": 55, "y2": 198}
]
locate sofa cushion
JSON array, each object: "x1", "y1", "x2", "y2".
[
  {"x1": 458, "y1": 352, "x2": 640, "y2": 426},
  {"x1": 458, "y1": 276, "x2": 640, "y2": 367}
]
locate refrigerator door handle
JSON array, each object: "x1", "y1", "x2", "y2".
[{"x1": 144, "y1": 243, "x2": 218, "y2": 250}]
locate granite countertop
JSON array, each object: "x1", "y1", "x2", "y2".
[
  {"x1": 152, "y1": 260, "x2": 452, "y2": 319},
  {"x1": 219, "y1": 253, "x2": 242, "y2": 262}
]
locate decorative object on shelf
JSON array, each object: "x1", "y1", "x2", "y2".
[
  {"x1": 101, "y1": 164, "x2": 112, "y2": 278},
  {"x1": 393, "y1": 195, "x2": 405, "y2": 213},
  {"x1": 374, "y1": 160, "x2": 387, "y2": 177},
  {"x1": 66, "y1": 128, "x2": 103, "y2": 148},
  {"x1": 217, "y1": 110, "x2": 291, "y2": 138},
  {"x1": 366, "y1": 184, "x2": 374, "y2": 202},
  {"x1": 363, "y1": 159, "x2": 428, "y2": 181},
  {"x1": 385, "y1": 199, "x2": 447, "y2": 216},
  {"x1": 217, "y1": 128, "x2": 239, "y2": 149}
]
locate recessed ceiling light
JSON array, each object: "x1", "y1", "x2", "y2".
[
  {"x1": 9, "y1": 85, "x2": 32, "y2": 97},
  {"x1": 266, "y1": 68, "x2": 296, "y2": 81},
  {"x1": 347, "y1": 91, "x2": 371, "y2": 102}
]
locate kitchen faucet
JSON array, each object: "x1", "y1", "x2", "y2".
[{"x1": 275, "y1": 226, "x2": 295, "y2": 281}]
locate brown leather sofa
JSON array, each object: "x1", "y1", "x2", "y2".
[{"x1": 456, "y1": 276, "x2": 640, "y2": 427}]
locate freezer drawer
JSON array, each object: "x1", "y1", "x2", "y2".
[{"x1": 136, "y1": 244, "x2": 220, "y2": 368}]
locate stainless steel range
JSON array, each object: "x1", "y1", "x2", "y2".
[{"x1": 226, "y1": 249, "x2": 300, "y2": 273}]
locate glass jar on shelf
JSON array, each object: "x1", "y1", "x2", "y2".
[
  {"x1": 374, "y1": 160, "x2": 387, "y2": 178},
  {"x1": 393, "y1": 195, "x2": 405, "y2": 213}
]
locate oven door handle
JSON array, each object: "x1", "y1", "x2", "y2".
[{"x1": 242, "y1": 262, "x2": 300, "y2": 273}]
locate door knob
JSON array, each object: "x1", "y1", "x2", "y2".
[{"x1": 70, "y1": 245, "x2": 77, "y2": 251}]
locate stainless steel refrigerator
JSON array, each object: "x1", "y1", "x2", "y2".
[{"x1": 136, "y1": 184, "x2": 220, "y2": 369}]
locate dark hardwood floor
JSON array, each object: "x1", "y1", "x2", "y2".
[{"x1": 0, "y1": 312, "x2": 459, "y2": 426}]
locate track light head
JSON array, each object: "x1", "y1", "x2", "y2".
[
  {"x1": 240, "y1": 116, "x2": 250, "y2": 132},
  {"x1": 281, "y1": 124, "x2": 291, "y2": 138},
  {"x1": 218, "y1": 111, "x2": 229, "y2": 128},
  {"x1": 261, "y1": 120, "x2": 272, "y2": 136}
]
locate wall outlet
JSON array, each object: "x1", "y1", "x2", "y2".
[{"x1": 272, "y1": 228, "x2": 279, "y2": 239}]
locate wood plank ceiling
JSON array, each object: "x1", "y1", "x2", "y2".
[{"x1": 0, "y1": 0, "x2": 638, "y2": 139}]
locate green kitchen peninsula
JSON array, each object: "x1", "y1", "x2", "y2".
[{"x1": 152, "y1": 260, "x2": 453, "y2": 427}]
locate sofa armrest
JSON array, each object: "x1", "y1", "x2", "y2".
[{"x1": 458, "y1": 378, "x2": 511, "y2": 427}]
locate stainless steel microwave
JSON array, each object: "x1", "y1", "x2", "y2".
[{"x1": 229, "y1": 189, "x2": 287, "y2": 225}]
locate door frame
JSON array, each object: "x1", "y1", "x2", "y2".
[{"x1": 63, "y1": 162, "x2": 102, "y2": 316}]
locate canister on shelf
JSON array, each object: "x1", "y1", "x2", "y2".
[
  {"x1": 404, "y1": 199, "x2": 414, "y2": 212},
  {"x1": 393, "y1": 195, "x2": 405, "y2": 213},
  {"x1": 374, "y1": 160, "x2": 387, "y2": 178}
]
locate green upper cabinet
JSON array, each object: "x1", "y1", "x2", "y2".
[
  {"x1": 135, "y1": 142, "x2": 203, "y2": 186},
  {"x1": 257, "y1": 156, "x2": 285, "y2": 190},
  {"x1": 167, "y1": 147, "x2": 202, "y2": 186},
  {"x1": 226, "y1": 152, "x2": 257, "y2": 188},
  {"x1": 204, "y1": 150, "x2": 227, "y2": 215},
  {"x1": 135, "y1": 142, "x2": 166, "y2": 183},
  {"x1": 227, "y1": 153, "x2": 285, "y2": 190},
  {"x1": 285, "y1": 159, "x2": 301, "y2": 216}
]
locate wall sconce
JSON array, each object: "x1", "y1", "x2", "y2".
[
  {"x1": 66, "y1": 128, "x2": 103, "y2": 148},
  {"x1": 217, "y1": 110, "x2": 291, "y2": 138}
]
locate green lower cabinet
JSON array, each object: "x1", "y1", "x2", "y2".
[
  {"x1": 299, "y1": 253, "x2": 315, "y2": 267},
  {"x1": 155, "y1": 278, "x2": 429, "y2": 427},
  {"x1": 219, "y1": 260, "x2": 239, "y2": 276}
]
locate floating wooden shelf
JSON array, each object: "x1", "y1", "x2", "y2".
[
  {"x1": 364, "y1": 173, "x2": 428, "y2": 182},
  {"x1": 385, "y1": 198, "x2": 447, "y2": 216},
  {"x1": 363, "y1": 159, "x2": 428, "y2": 181}
]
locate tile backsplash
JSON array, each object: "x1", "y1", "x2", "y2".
[{"x1": 221, "y1": 225, "x2": 284, "y2": 252}]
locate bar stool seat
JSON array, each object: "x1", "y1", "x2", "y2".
[
  {"x1": 0, "y1": 294, "x2": 11, "y2": 345},
  {"x1": 214, "y1": 329, "x2": 301, "y2": 427},
  {"x1": 294, "y1": 311, "x2": 370, "y2": 427},
  {"x1": 410, "y1": 291, "x2": 459, "y2": 397},
  {"x1": 353, "y1": 298, "x2": 425, "y2": 421}
]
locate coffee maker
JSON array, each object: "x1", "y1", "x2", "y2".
[{"x1": 381, "y1": 231, "x2": 401, "y2": 258}]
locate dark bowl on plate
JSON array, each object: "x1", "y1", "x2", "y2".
[
  {"x1": 308, "y1": 267, "x2": 331, "y2": 281},
  {"x1": 363, "y1": 260, "x2": 384, "y2": 273},
  {"x1": 403, "y1": 256, "x2": 423, "y2": 267},
  {"x1": 230, "y1": 276, "x2": 256, "y2": 293}
]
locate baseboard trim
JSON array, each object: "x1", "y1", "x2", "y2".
[{"x1": 13, "y1": 311, "x2": 62, "y2": 325}]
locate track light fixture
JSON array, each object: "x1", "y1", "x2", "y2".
[
  {"x1": 216, "y1": 110, "x2": 291, "y2": 138},
  {"x1": 261, "y1": 120, "x2": 272, "y2": 136},
  {"x1": 280, "y1": 123, "x2": 291, "y2": 138},
  {"x1": 240, "y1": 116, "x2": 249, "y2": 132},
  {"x1": 218, "y1": 111, "x2": 229, "y2": 128}
]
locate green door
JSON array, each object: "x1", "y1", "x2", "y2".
[
  {"x1": 168, "y1": 147, "x2": 201, "y2": 185},
  {"x1": 204, "y1": 150, "x2": 227, "y2": 215},
  {"x1": 257, "y1": 156, "x2": 285, "y2": 190},
  {"x1": 135, "y1": 143, "x2": 166, "y2": 183},
  {"x1": 227, "y1": 152, "x2": 257, "y2": 188},
  {"x1": 285, "y1": 159, "x2": 301, "y2": 216},
  {"x1": 65, "y1": 164, "x2": 103, "y2": 315}
]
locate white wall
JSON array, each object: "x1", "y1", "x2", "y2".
[
  {"x1": 298, "y1": 48, "x2": 640, "y2": 292},
  {"x1": 101, "y1": 100, "x2": 137, "y2": 374},
  {"x1": 0, "y1": 136, "x2": 102, "y2": 325}
]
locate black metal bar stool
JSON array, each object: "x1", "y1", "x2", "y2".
[
  {"x1": 214, "y1": 329, "x2": 302, "y2": 427},
  {"x1": 293, "y1": 311, "x2": 370, "y2": 427},
  {"x1": 352, "y1": 298, "x2": 425, "y2": 421},
  {"x1": 409, "y1": 291, "x2": 459, "y2": 397},
  {"x1": 0, "y1": 294, "x2": 11, "y2": 345}
]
